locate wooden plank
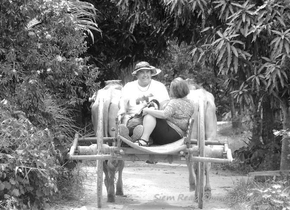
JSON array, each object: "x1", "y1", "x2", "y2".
[
  {"x1": 69, "y1": 133, "x2": 79, "y2": 157},
  {"x1": 189, "y1": 139, "x2": 226, "y2": 145},
  {"x1": 78, "y1": 137, "x2": 226, "y2": 146},
  {"x1": 197, "y1": 99, "x2": 205, "y2": 209},
  {"x1": 79, "y1": 136, "x2": 115, "y2": 141},
  {"x1": 74, "y1": 143, "x2": 230, "y2": 161},
  {"x1": 69, "y1": 153, "x2": 183, "y2": 162},
  {"x1": 248, "y1": 170, "x2": 290, "y2": 177},
  {"x1": 96, "y1": 90, "x2": 104, "y2": 208},
  {"x1": 186, "y1": 146, "x2": 225, "y2": 158},
  {"x1": 70, "y1": 153, "x2": 232, "y2": 163},
  {"x1": 190, "y1": 156, "x2": 232, "y2": 163},
  {"x1": 184, "y1": 116, "x2": 195, "y2": 145}
]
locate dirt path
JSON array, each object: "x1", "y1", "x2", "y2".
[{"x1": 48, "y1": 122, "x2": 249, "y2": 210}]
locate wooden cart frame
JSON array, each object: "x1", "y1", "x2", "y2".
[{"x1": 68, "y1": 96, "x2": 233, "y2": 209}]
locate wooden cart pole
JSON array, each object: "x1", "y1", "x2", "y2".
[
  {"x1": 197, "y1": 99, "x2": 205, "y2": 209},
  {"x1": 96, "y1": 90, "x2": 104, "y2": 208}
]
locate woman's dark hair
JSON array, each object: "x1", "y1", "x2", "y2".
[{"x1": 169, "y1": 77, "x2": 190, "y2": 98}]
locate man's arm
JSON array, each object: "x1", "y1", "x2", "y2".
[
  {"x1": 118, "y1": 96, "x2": 127, "y2": 116},
  {"x1": 117, "y1": 85, "x2": 130, "y2": 123},
  {"x1": 157, "y1": 83, "x2": 170, "y2": 103}
]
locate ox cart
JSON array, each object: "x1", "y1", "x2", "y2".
[{"x1": 68, "y1": 84, "x2": 233, "y2": 209}]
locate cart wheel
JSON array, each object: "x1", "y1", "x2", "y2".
[
  {"x1": 197, "y1": 99, "x2": 205, "y2": 209},
  {"x1": 97, "y1": 160, "x2": 104, "y2": 208}
]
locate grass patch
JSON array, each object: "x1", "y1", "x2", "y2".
[
  {"x1": 211, "y1": 161, "x2": 254, "y2": 175},
  {"x1": 56, "y1": 163, "x2": 86, "y2": 201},
  {"x1": 227, "y1": 178, "x2": 290, "y2": 210}
]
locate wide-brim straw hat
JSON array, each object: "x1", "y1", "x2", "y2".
[{"x1": 132, "y1": 61, "x2": 161, "y2": 76}]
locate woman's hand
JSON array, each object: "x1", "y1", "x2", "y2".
[
  {"x1": 142, "y1": 107, "x2": 149, "y2": 116},
  {"x1": 142, "y1": 107, "x2": 166, "y2": 119},
  {"x1": 142, "y1": 107, "x2": 157, "y2": 116}
]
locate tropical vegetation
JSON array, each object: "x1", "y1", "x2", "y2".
[
  {"x1": 109, "y1": 0, "x2": 290, "y2": 171},
  {"x1": 1, "y1": 0, "x2": 290, "y2": 209},
  {"x1": 0, "y1": 0, "x2": 99, "y2": 208}
]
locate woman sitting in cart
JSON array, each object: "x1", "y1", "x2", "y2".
[{"x1": 134, "y1": 77, "x2": 194, "y2": 146}]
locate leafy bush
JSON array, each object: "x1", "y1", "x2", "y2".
[
  {"x1": 0, "y1": 102, "x2": 58, "y2": 209},
  {"x1": 0, "y1": 100, "x2": 85, "y2": 209},
  {"x1": 0, "y1": 0, "x2": 100, "y2": 126},
  {"x1": 0, "y1": 1, "x2": 99, "y2": 207},
  {"x1": 233, "y1": 135, "x2": 282, "y2": 171}
]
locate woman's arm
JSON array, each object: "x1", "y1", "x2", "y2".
[{"x1": 142, "y1": 107, "x2": 166, "y2": 119}]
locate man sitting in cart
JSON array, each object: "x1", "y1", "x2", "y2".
[{"x1": 117, "y1": 61, "x2": 170, "y2": 142}]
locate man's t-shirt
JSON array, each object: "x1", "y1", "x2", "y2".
[{"x1": 122, "y1": 80, "x2": 170, "y2": 116}]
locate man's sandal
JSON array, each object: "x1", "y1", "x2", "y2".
[
  {"x1": 119, "y1": 124, "x2": 132, "y2": 141},
  {"x1": 132, "y1": 125, "x2": 144, "y2": 141},
  {"x1": 134, "y1": 139, "x2": 149, "y2": 147}
]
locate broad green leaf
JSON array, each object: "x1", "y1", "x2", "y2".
[
  {"x1": 255, "y1": 76, "x2": 260, "y2": 87},
  {"x1": 237, "y1": 49, "x2": 249, "y2": 60},
  {"x1": 217, "y1": 30, "x2": 224, "y2": 38},
  {"x1": 233, "y1": 56, "x2": 238, "y2": 73},
  {"x1": 272, "y1": 30, "x2": 282, "y2": 36},
  {"x1": 12, "y1": 189, "x2": 20, "y2": 197},
  {"x1": 190, "y1": 48, "x2": 197, "y2": 56},
  {"x1": 201, "y1": 27, "x2": 211, "y2": 33},
  {"x1": 217, "y1": 45, "x2": 226, "y2": 63},
  {"x1": 227, "y1": 43, "x2": 232, "y2": 68},
  {"x1": 276, "y1": 16, "x2": 285, "y2": 27},
  {"x1": 198, "y1": 51, "x2": 205, "y2": 62},
  {"x1": 231, "y1": 45, "x2": 238, "y2": 57},
  {"x1": 281, "y1": 70, "x2": 288, "y2": 81},
  {"x1": 216, "y1": 39, "x2": 225, "y2": 50},
  {"x1": 285, "y1": 42, "x2": 290, "y2": 54},
  {"x1": 278, "y1": 40, "x2": 283, "y2": 54},
  {"x1": 273, "y1": 37, "x2": 281, "y2": 53},
  {"x1": 192, "y1": 1, "x2": 197, "y2": 11},
  {"x1": 233, "y1": 40, "x2": 244, "y2": 46},
  {"x1": 0, "y1": 182, "x2": 5, "y2": 191},
  {"x1": 212, "y1": 37, "x2": 223, "y2": 46},
  {"x1": 3, "y1": 181, "x2": 11, "y2": 190},
  {"x1": 242, "y1": 13, "x2": 245, "y2": 23},
  {"x1": 270, "y1": 37, "x2": 280, "y2": 46},
  {"x1": 9, "y1": 178, "x2": 16, "y2": 185},
  {"x1": 228, "y1": 33, "x2": 240, "y2": 39}
]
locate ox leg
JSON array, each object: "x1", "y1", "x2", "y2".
[
  {"x1": 186, "y1": 156, "x2": 196, "y2": 192},
  {"x1": 205, "y1": 163, "x2": 212, "y2": 198},
  {"x1": 193, "y1": 162, "x2": 211, "y2": 200},
  {"x1": 116, "y1": 160, "x2": 125, "y2": 196},
  {"x1": 103, "y1": 160, "x2": 117, "y2": 202},
  {"x1": 103, "y1": 161, "x2": 109, "y2": 190},
  {"x1": 193, "y1": 162, "x2": 199, "y2": 200}
]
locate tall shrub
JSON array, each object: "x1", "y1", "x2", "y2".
[
  {"x1": 0, "y1": 0, "x2": 100, "y2": 127},
  {"x1": 0, "y1": 0, "x2": 100, "y2": 208}
]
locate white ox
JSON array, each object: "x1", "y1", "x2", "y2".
[
  {"x1": 91, "y1": 80, "x2": 125, "y2": 202},
  {"x1": 90, "y1": 79, "x2": 217, "y2": 202},
  {"x1": 186, "y1": 83, "x2": 217, "y2": 198}
]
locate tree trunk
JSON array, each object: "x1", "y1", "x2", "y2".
[
  {"x1": 262, "y1": 97, "x2": 278, "y2": 169},
  {"x1": 280, "y1": 101, "x2": 290, "y2": 170},
  {"x1": 251, "y1": 103, "x2": 262, "y2": 146},
  {"x1": 230, "y1": 96, "x2": 242, "y2": 129},
  {"x1": 262, "y1": 98, "x2": 275, "y2": 145}
]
